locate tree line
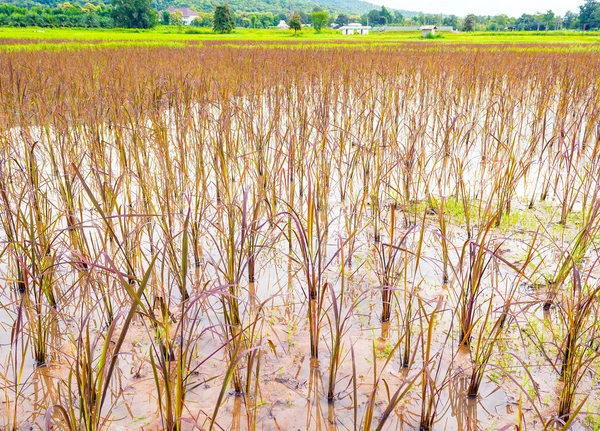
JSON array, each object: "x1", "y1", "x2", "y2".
[
  {"x1": 359, "y1": 1, "x2": 600, "y2": 31},
  {"x1": 0, "y1": 3, "x2": 113, "y2": 27},
  {"x1": 1, "y1": 0, "x2": 600, "y2": 31}
]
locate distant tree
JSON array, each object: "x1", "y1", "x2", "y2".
[
  {"x1": 83, "y1": 3, "x2": 98, "y2": 13},
  {"x1": 489, "y1": 14, "x2": 511, "y2": 31},
  {"x1": 392, "y1": 11, "x2": 403, "y2": 24},
  {"x1": 311, "y1": 10, "x2": 327, "y2": 32},
  {"x1": 515, "y1": 13, "x2": 539, "y2": 30},
  {"x1": 380, "y1": 6, "x2": 392, "y2": 24},
  {"x1": 442, "y1": 14, "x2": 458, "y2": 28},
  {"x1": 161, "y1": 10, "x2": 169, "y2": 25},
  {"x1": 249, "y1": 13, "x2": 257, "y2": 28},
  {"x1": 543, "y1": 10, "x2": 555, "y2": 30},
  {"x1": 288, "y1": 11, "x2": 301, "y2": 35},
  {"x1": 298, "y1": 11, "x2": 309, "y2": 24},
  {"x1": 213, "y1": 3, "x2": 234, "y2": 33},
  {"x1": 0, "y1": 3, "x2": 119, "y2": 28},
  {"x1": 579, "y1": 0, "x2": 600, "y2": 29},
  {"x1": 592, "y1": 7, "x2": 600, "y2": 29},
  {"x1": 170, "y1": 9, "x2": 182, "y2": 25},
  {"x1": 462, "y1": 13, "x2": 475, "y2": 31},
  {"x1": 58, "y1": 2, "x2": 73, "y2": 11},
  {"x1": 112, "y1": 0, "x2": 156, "y2": 28},
  {"x1": 563, "y1": 11, "x2": 578, "y2": 29},
  {"x1": 365, "y1": 9, "x2": 384, "y2": 25},
  {"x1": 335, "y1": 13, "x2": 349, "y2": 27},
  {"x1": 191, "y1": 13, "x2": 212, "y2": 27}
]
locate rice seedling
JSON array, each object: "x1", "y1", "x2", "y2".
[
  {"x1": 149, "y1": 286, "x2": 218, "y2": 431},
  {"x1": 552, "y1": 262, "x2": 600, "y2": 425},
  {"x1": 465, "y1": 232, "x2": 541, "y2": 397},
  {"x1": 207, "y1": 187, "x2": 265, "y2": 393},
  {"x1": 1, "y1": 296, "x2": 27, "y2": 431},
  {"x1": 282, "y1": 179, "x2": 350, "y2": 360},
  {"x1": 48, "y1": 254, "x2": 157, "y2": 431},
  {"x1": 325, "y1": 249, "x2": 368, "y2": 402},
  {"x1": 429, "y1": 195, "x2": 451, "y2": 284},
  {"x1": 373, "y1": 206, "x2": 415, "y2": 323},
  {"x1": 358, "y1": 334, "x2": 419, "y2": 431},
  {"x1": 544, "y1": 200, "x2": 600, "y2": 310},
  {"x1": 417, "y1": 296, "x2": 454, "y2": 431},
  {"x1": 466, "y1": 283, "x2": 514, "y2": 398},
  {"x1": 451, "y1": 216, "x2": 497, "y2": 347}
]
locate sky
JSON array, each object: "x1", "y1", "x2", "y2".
[{"x1": 379, "y1": 0, "x2": 582, "y2": 17}]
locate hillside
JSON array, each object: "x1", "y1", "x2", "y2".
[
  {"x1": 153, "y1": 0, "x2": 379, "y2": 15},
  {"x1": 0, "y1": 0, "x2": 417, "y2": 17}
]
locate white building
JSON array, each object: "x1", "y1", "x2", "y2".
[
  {"x1": 277, "y1": 20, "x2": 290, "y2": 30},
  {"x1": 420, "y1": 25, "x2": 438, "y2": 37},
  {"x1": 166, "y1": 7, "x2": 199, "y2": 25},
  {"x1": 339, "y1": 23, "x2": 371, "y2": 35}
]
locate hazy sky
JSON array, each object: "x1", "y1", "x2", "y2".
[{"x1": 379, "y1": 0, "x2": 582, "y2": 17}]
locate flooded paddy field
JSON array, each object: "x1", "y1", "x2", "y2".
[{"x1": 0, "y1": 43, "x2": 600, "y2": 430}]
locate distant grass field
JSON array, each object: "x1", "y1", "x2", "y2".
[{"x1": 1, "y1": 26, "x2": 600, "y2": 51}]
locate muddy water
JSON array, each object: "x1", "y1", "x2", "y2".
[
  {"x1": 1, "y1": 215, "x2": 597, "y2": 430},
  {"x1": 1, "y1": 69, "x2": 599, "y2": 430}
]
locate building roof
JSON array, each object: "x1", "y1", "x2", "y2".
[
  {"x1": 339, "y1": 23, "x2": 371, "y2": 29},
  {"x1": 166, "y1": 7, "x2": 199, "y2": 17},
  {"x1": 419, "y1": 25, "x2": 438, "y2": 30}
]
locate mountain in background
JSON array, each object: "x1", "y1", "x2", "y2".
[
  {"x1": 2, "y1": 0, "x2": 419, "y2": 17},
  {"x1": 158, "y1": 0, "x2": 421, "y2": 16},
  {"x1": 153, "y1": 0, "x2": 378, "y2": 15}
]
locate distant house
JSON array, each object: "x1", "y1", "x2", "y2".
[
  {"x1": 340, "y1": 23, "x2": 371, "y2": 35},
  {"x1": 420, "y1": 25, "x2": 438, "y2": 37},
  {"x1": 277, "y1": 20, "x2": 290, "y2": 30},
  {"x1": 505, "y1": 25, "x2": 517, "y2": 31},
  {"x1": 166, "y1": 7, "x2": 199, "y2": 25}
]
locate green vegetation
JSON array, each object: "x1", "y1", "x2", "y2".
[
  {"x1": 288, "y1": 11, "x2": 301, "y2": 35},
  {"x1": 0, "y1": 3, "x2": 114, "y2": 27},
  {"x1": 168, "y1": 9, "x2": 182, "y2": 25},
  {"x1": 2, "y1": 0, "x2": 600, "y2": 33},
  {"x1": 310, "y1": 9, "x2": 327, "y2": 33},
  {"x1": 112, "y1": 0, "x2": 157, "y2": 28},
  {"x1": 463, "y1": 13, "x2": 475, "y2": 31},
  {"x1": 0, "y1": 0, "x2": 382, "y2": 25},
  {"x1": 213, "y1": 3, "x2": 234, "y2": 33},
  {"x1": 4, "y1": 26, "x2": 600, "y2": 49}
]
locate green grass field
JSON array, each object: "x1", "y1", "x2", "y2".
[{"x1": 1, "y1": 26, "x2": 600, "y2": 51}]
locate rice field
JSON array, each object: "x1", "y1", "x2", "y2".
[{"x1": 1, "y1": 39, "x2": 600, "y2": 431}]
